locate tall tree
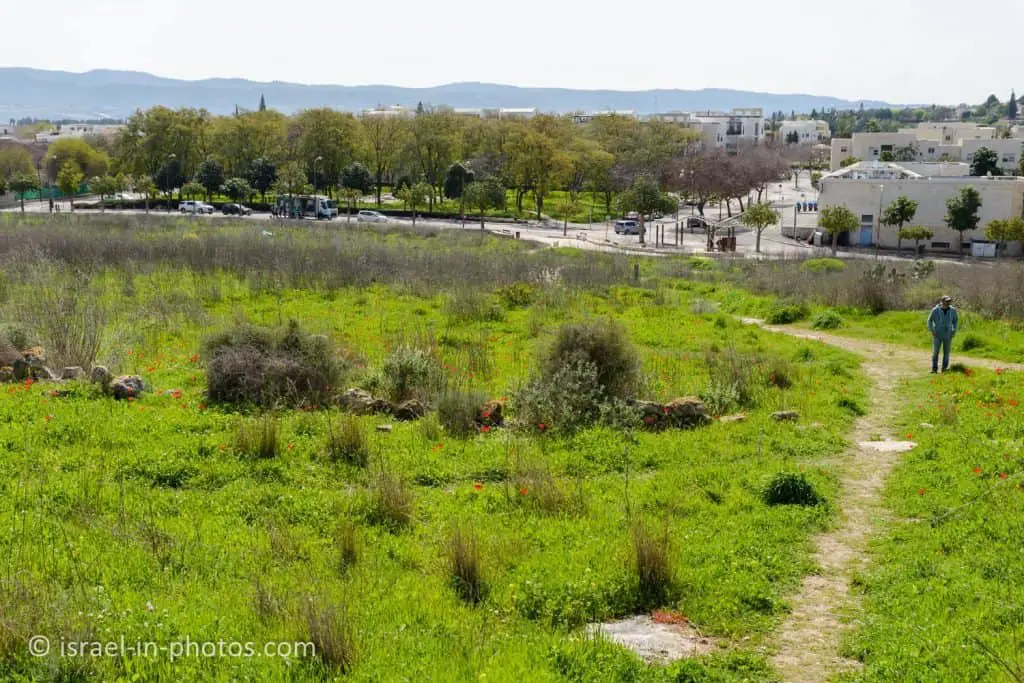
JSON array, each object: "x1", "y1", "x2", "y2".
[
  {"x1": 739, "y1": 202, "x2": 779, "y2": 253},
  {"x1": 0, "y1": 146, "x2": 35, "y2": 180},
  {"x1": 197, "y1": 156, "x2": 225, "y2": 200},
  {"x1": 246, "y1": 157, "x2": 277, "y2": 204},
  {"x1": 360, "y1": 116, "x2": 406, "y2": 206},
  {"x1": 398, "y1": 181, "x2": 431, "y2": 228},
  {"x1": 970, "y1": 147, "x2": 1001, "y2": 176},
  {"x1": 406, "y1": 111, "x2": 462, "y2": 211},
  {"x1": 221, "y1": 177, "x2": 252, "y2": 204},
  {"x1": 881, "y1": 195, "x2": 919, "y2": 253},
  {"x1": 945, "y1": 187, "x2": 983, "y2": 257},
  {"x1": 259, "y1": 94, "x2": 267, "y2": 112},
  {"x1": 819, "y1": 205, "x2": 860, "y2": 256},
  {"x1": 340, "y1": 162, "x2": 374, "y2": 194},
  {"x1": 463, "y1": 178, "x2": 506, "y2": 230},
  {"x1": 154, "y1": 156, "x2": 186, "y2": 207},
  {"x1": 1008, "y1": 90, "x2": 1018, "y2": 120},
  {"x1": 134, "y1": 175, "x2": 156, "y2": 213},
  {"x1": 8, "y1": 173, "x2": 40, "y2": 212},
  {"x1": 615, "y1": 176, "x2": 676, "y2": 245},
  {"x1": 57, "y1": 162, "x2": 84, "y2": 212},
  {"x1": 290, "y1": 108, "x2": 364, "y2": 197}
]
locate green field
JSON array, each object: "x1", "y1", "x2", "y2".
[{"x1": 0, "y1": 215, "x2": 866, "y2": 681}]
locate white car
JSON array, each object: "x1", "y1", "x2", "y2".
[
  {"x1": 357, "y1": 210, "x2": 388, "y2": 223},
  {"x1": 179, "y1": 200, "x2": 214, "y2": 215}
]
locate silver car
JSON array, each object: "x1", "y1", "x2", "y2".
[{"x1": 357, "y1": 210, "x2": 388, "y2": 223}]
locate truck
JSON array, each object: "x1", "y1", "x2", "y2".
[{"x1": 271, "y1": 195, "x2": 338, "y2": 220}]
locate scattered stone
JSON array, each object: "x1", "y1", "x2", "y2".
[
  {"x1": 61, "y1": 366, "x2": 84, "y2": 380},
  {"x1": 664, "y1": 397, "x2": 712, "y2": 428},
  {"x1": 376, "y1": 424, "x2": 393, "y2": 433},
  {"x1": 0, "y1": 366, "x2": 12, "y2": 383},
  {"x1": 585, "y1": 615, "x2": 716, "y2": 664},
  {"x1": 340, "y1": 388, "x2": 392, "y2": 415},
  {"x1": 393, "y1": 399, "x2": 425, "y2": 421},
  {"x1": 477, "y1": 399, "x2": 503, "y2": 427},
  {"x1": 110, "y1": 375, "x2": 145, "y2": 400},
  {"x1": 771, "y1": 411, "x2": 800, "y2": 422},
  {"x1": 719, "y1": 414, "x2": 747, "y2": 424},
  {"x1": 919, "y1": 422, "x2": 935, "y2": 429},
  {"x1": 90, "y1": 365, "x2": 112, "y2": 385}
]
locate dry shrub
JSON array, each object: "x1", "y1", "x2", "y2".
[
  {"x1": 303, "y1": 598, "x2": 356, "y2": 674},
  {"x1": 14, "y1": 270, "x2": 108, "y2": 369},
  {"x1": 234, "y1": 415, "x2": 280, "y2": 459},
  {"x1": 325, "y1": 415, "x2": 369, "y2": 466},
  {"x1": 447, "y1": 526, "x2": 485, "y2": 604},
  {"x1": 437, "y1": 388, "x2": 487, "y2": 438},
  {"x1": 379, "y1": 345, "x2": 444, "y2": 404},
  {"x1": 633, "y1": 522, "x2": 672, "y2": 608},
  {"x1": 369, "y1": 471, "x2": 414, "y2": 531},
  {"x1": 542, "y1": 319, "x2": 641, "y2": 400},
  {"x1": 336, "y1": 521, "x2": 360, "y2": 574},
  {"x1": 205, "y1": 320, "x2": 342, "y2": 408}
]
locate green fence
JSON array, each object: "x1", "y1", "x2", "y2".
[{"x1": 16, "y1": 183, "x2": 90, "y2": 201}]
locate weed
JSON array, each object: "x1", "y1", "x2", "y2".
[
  {"x1": 447, "y1": 526, "x2": 485, "y2": 604},
  {"x1": 496, "y1": 283, "x2": 536, "y2": 308},
  {"x1": 437, "y1": 389, "x2": 487, "y2": 438},
  {"x1": 380, "y1": 345, "x2": 443, "y2": 403},
  {"x1": 762, "y1": 472, "x2": 822, "y2": 507},
  {"x1": 800, "y1": 258, "x2": 846, "y2": 273},
  {"x1": 234, "y1": 415, "x2": 280, "y2": 459},
  {"x1": 837, "y1": 396, "x2": 866, "y2": 415},
  {"x1": 541, "y1": 319, "x2": 642, "y2": 401},
  {"x1": 514, "y1": 357, "x2": 606, "y2": 434},
  {"x1": 766, "y1": 302, "x2": 810, "y2": 325},
  {"x1": 335, "y1": 521, "x2": 360, "y2": 574},
  {"x1": 303, "y1": 598, "x2": 356, "y2": 674},
  {"x1": 369, "y1": 470, "x2": 414, "y2": 531},
  {"x1": 959, "y1": 334, "x2": 985, "y2": 352},
  {"x1": 325, "y1": 415, "x2": 369, "y2": 466},
  {"x1": 633, "y1": 522, "x2": 672, "y2": 608},
  {"x1": 812, "y1": 310, "x2": 843, "y2": 330}
]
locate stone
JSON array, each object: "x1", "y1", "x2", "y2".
[
  {"x1": 340, "y1": 388, "x2": 391, "y2": 415},
  {"x1": 664, "y1": 397, "x2": 712, "y2": 428},
  {"x1": 771, "y1": 410, "x2": 800, "y2": 422},
  {"x1": 393, "y1": 399, "x2": 425, "y2": 421},
  {"x1": 585, "y1": 616, "x2": 716, "y2": 664},
  {"x1": 718, "y1": 414, "x2": 747, "y2": 424},
  {"x1": 110, "y1": 375, "x2": 145, "y2": 400},
  {"x1": 0, "y1": 366, "x2": 12, "y2": 383},
  {"x1": 477, "y1": 400, "x2": 503, "y2": 427},
  {"x1": 22, "y1": 347, "x2": 46, "y2": 366},
  {"x1": 61, "y1": 366, "x2": 84, "y2": 380},
  {"x1": 90, "y1": 366, "x2": 112, "y2": 385},
  {"x1": 376, "y1": 424, "x2": 393, "y2": 433},
  {"x1": 11, "y1": 358, "x2": 29, "y2": 381}
]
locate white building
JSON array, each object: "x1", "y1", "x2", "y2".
[
  {"x1": 692, "y1": 108, "x2": 765, "y2": 152},
  {"x1": 779, "y1": 120, "x2": 831, "y2": 144},
  {"x1": 361, "y1": 105, "x2": 414, "y2": 119},
  {"x1": 818, "y1": 161, "x2": 1024, "y2": 254},
  {"x1": 34, "y1": 123, "x2": 123, "y2": 143},
  {"x1": 498, "y1": 108, "x2": 537, "y2": 120}
]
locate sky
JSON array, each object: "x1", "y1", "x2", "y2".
[{"x1": 2, "y1": 0, "x2": 1021, "y2": 105}]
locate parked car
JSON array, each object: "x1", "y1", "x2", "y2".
[
  {"x1": 626, "y1": 211, "x2": 640, "y2": 221},
  {"x1": 614, "y1": 219, "x2": 641, "y2": 235},
  {"x1": 222, "y1": 203, "x2": 253, "y2": 216},
  {"x1": 179, "y1": 200, "x2": 214, "y2": 215},
  {"x1": 357, "y1": 210, "x2": 388, "y2": 223}
]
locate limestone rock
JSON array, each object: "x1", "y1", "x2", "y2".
[
  {"x1": 393, "y1": 399, "x2": 425, "y2": 421},
  {"x1": 340, "y1": 388, "x2": 391, "y2": 415},
  {"x1": 376, "y1": 424, "x2": 393, "y2": 433},
  {"x1": 90, "y1": 366, "x2": 112, "y2": 385},
  {"x1": 61, "y1": 366, "x2": 84, "y2": 380},
  {"x1": 771, "y1": 410, "x2": 800, "y2": 422},
  {"x1": 110, "y1": 375, "x2": 145, "y2": 400}
]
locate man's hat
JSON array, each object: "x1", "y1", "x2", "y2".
[{"x1": 941, "y1": 296, "x2": 953, "y2": 303}]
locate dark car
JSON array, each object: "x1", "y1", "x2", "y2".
[{"x1": 222, "y1": 203, "x2": 253, "y2": 216}]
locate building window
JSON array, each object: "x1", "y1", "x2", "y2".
[
  {"x1": 928, "y1": 147, "x2": 935, "y2": 154},
  {"x1": 840, "y1": 147, "x2": 848, "y2": 153},
  {"x1": 861, "y1": 214, "x2": 874, "y2": 223},
  {"x1": 931, "y1": 242, "x2": 950, "y2": 249},
  {"x1": 881, "y1": 145, "x2": 894, "y2": 153},
  {"x1": 872, "y1": 149, "x2": 879, "y2": 156}
]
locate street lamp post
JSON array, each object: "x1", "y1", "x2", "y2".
[
  {"x1": 313, "y1": 156, "x2": 323, "y2": 219},
  {"x1": 875, "y1": 184, "x2": 884, "y2": 260}
]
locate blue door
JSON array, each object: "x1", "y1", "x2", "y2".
[{"x1": 859, "y1": 227, "x2": 873, "y2": 247}]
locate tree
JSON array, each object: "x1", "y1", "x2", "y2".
[
  {"x1": 819, "y1": 205, "x2": 859, "y2": 256},
  {"x1": 0, "y1": 176, "x2": 6, "y2": 196},
  {"x1": 90, "y1": 175, "x2": 117, "y2": 212},
  {"x1": 739, "y1": 202, "x2": 779, "y2": 253},
  {"x1": 463, "y1": 179, "x2": 506, "y2": 230},
  {"x1": 898, "y1": 226, "x2": 934, "y2": 255},
  {"x1": 197, "y1": 156, "x2": 225, "y2": 200},
  {"x1": 881, "y1": 195, "x2": 919, "y2": 253},
  {"x1": 785, "y1": 130, "x2": 800, "y2": 145},
  {"x1": 181, "y1": 181, "x2": 206, "y2": 203},
  {"x1": 154, "y1": 157, "x2": 186, "y2": 208},
  {"x1": 970, "y1": 147, "x2": 1001, "y2": 176},
  {"x1": 443, "y1": 162, "x2": 474, "y2": 200},
  {"x1": 259, "y1": 94, "x2": 267, "y2": 112},
  {"x1": 290, "y1": 108, "x2": 364, "y2": 197},
  {"x1": 985, "y1": 217, "x2": 1024, "y2": 257},
  {"x1": 865, "y1": 119, "x2": 881, "y2": 133},
  {"x1": 340, "y1": 162, "x2": 374, "y2": 194},
  {"x1": 1008, "y1": 90, "x2": 1018, "y2": 121},
  {"x1": 8, "y1": 173, "x2": 40, "y2": 212},
  {"x1": 615, "y1": 176, "x2": 676, "y2": 245},
  {"x1": 360, "y1": 116, "x2": 406, "y2": 206},
  {"x1": 878, "y1": 151, "x2": 895, "y2": 162},
  {"x1": 57, "y1": 162, "x2": 84, "y2": 212},
  {"x1": 221, "y1": 177, "x2": 252, "y2": 203},
  {"x1": 338, "y1": 188, "x2": 361, "y2": 224},
  {"x1": 406, "y1": 111, "x2": 461, "y2": 211},
  {"x1": 398, "y1": 181, "x2": 431, "y2": 228},
  {"x1": 44, "y1": 137, "x2": 110, "y2": 183},
  {"x1": 273, "y1": 161, "x2": 310, "y2": 198},
  {"x1": 0, "y1": 146, "x2": 35, "y2": 180},
  {"x1": 945, "y1": 187, "x2": 983, "y2": 256},
  {"x1": 246, "y1": 157, "x2": 277, "y2": 204},
  {"x1": 839, "y1": 157, "x2": 861, "y2": 168},
  {"x1": 134, "y1": 175, "x2": 156, "y2": 213}
]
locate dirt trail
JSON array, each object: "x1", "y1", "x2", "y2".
[{"x1": 747, "y1": 322, "x2": 1024, "y2": 682}]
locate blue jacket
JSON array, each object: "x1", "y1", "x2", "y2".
[{"x1": 928, "y1": 305, "x2": 958, "y2": 338}]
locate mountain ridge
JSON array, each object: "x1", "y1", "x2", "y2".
[{"x1": 0, "y1": 67, "x2": 899, "y2": 120}]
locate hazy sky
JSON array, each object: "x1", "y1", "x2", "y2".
[{"x1": 3, "y1": 0, "x2": 1021, "y2": 104}]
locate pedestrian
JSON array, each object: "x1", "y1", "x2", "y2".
[{"x1": 927, "y1": 295, "x2": 958, "y2": 373}]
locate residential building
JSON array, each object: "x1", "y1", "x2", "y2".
[
  {"x1": 361, "y1": 105, "x2": 413, "y2": 119},
  {"x1": 498, "y1": 108, "x2": 537, "y2": 120},
  {"x1": 961, "y1": 138, "x2": 1024, "y2": 173},
  {"x1": 572, "y1": 111, "x2": 637, "y2": 124},
  {"x1": 831, "y1": 124, "x2": 1024, "y2": 173},
  {"x1": 778, "y1": 120, "x2": 831, "y2": 144},
  {"x1": 818, "y1": 161, "x2": 1024, "y2": 254},
  {"x1": 691, "y1": 108, "x2": 765, "y2": 152},
  {"x1": 34, "y1": 123, "x2": 123, "y2": 143}
]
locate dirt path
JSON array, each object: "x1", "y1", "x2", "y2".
[{"x1": 746, "y1": 321, "x2": 1024, "y2": 682}]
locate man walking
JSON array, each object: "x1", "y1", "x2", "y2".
[{"x1": 927, "y1": 296, "x2": 958, "y2": 373}]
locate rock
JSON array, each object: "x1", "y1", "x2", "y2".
[
  {"x1": 90, "y1": 365, "x2": 112, "y2": 385},
  {"x1": 11, "y1": 358, "x2": 29, "y2": 381},
  {"x1": 919, "y1": 422, "x2": 935, "y2": 429},
  {"x1": 477, "y1": 400, "x2": 503, "y2": 427},
  {"x1": 110, "y1": 375, "x2": 145, "y2": 400},
  {"x1": 719, "y1": 414, "x2": 747, "y2": 424},
  {"x1": 22, "y1": 347, "x2": 46, "y2": 366},
  {"x1": 664, "y1": 397, "x2": 712, "y2": 428},
  {"x1": 771, "y1": 410, "x2": 800, "y2": 422},
  {"x1": 393, "y1": 399, "x2": 425, "y2": 421},
  {"x1": 0, "y1": 366, "x2": 12, "y2": 383},
  {"x1": 340, "y1": 388, "x2": 391, "y2": 415},
  {"x1": 376, "y1": 424, "x2": 393, "y2": 433},
  {"x1": 629, "y1": 399, "x2": 667, "y2": 430},
  {"x1": 61, "y1": 366, "x2": 84, "y2": 380}
]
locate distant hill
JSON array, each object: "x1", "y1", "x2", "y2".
[{"x1": 0, "y1": 67, "x2": 898, "y2": 120}]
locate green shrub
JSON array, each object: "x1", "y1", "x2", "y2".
[
  {"x1": 447, "y1": 526, "x2": 485, "y2": 604},
  {"x1": 762, "y1": 472, "x2": 822, "y2": 507},
  {"x1": 766, "y1": 303, "x2": 810, "y2": 325},
  {"x1": 205, "y1": 320, "x2": 342, "y2": 407},
  {"x1": 701, "y1": 348, "x2": 763, "y2": 413},
  {"x1": 764, "y1": 357, "x2": 795, "y2": 389},
  {"x1": 514, "y1": 357, "x2": 606, "y2": 434},
  {"x1": 304, "y1": 599, "x2": 356, "y2": 674},
  {"x1": 633, "y1": 523, "x2": 672, "y2": 608},
  {"x1": 437, "y1": 389, "x2": 487, "y2": 438},
  {"x1": 233, "y1": 415, "x2": 280, "y2": 460},
  {"x1": 959, "y1": 334, "x2": 985, "y2": 352},
  {"x1": 369, "y1": 471, "x2": 414, "y2": 531},
  {"x1": 0, "y1": 323, "x2": 32, "y2": 351},
  {"x1": 811, "y1": 310, "x2": 843, "y2": 330},
  {"x1": 325, "y1": 415, "x2": 369, "y2": 466},
  {"x1": 541, "y1": 319, "x2": 641, "y2": 401},
  {"x1": 836, "y1": 396, "x2": 866, "y2": 415},
  {"x1": 800, "y1": 258, "x2": 847, "y2": 273},
  {"x1": 444, "y1": 290, "x2": 505, "y2": 323},
  {"x1": 335, "y1": 521, "x2": 359, "y2": 574},
  {"x1": 496, "y1": 283, "x2": 536, "y2": 308},
  {"x1": 380, "y1": 345, "x2": 443, "y2": 403}
]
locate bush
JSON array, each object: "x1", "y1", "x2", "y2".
[
  {"x1": 379, "y1": 345, "x2": 443, "y2": 404},
  {"x1": 447, "y1": 526, "x2": 485, "y2": 604},
  {"x1": 514, "y1": 357, "x2": 606, "y2": 434},
  {"x1": 304, "y1": 599, "x2": 356, "y2": 674},
  {"x1": 335, "y1": 521, "x2": 359, "y2": 574},
  {"x1": 811, "y1": 310, "x2": 843, "y2": 330},
  {"x1": 762, "y1": 472, "x2": 822, "y2": 507},
  {"x1": 325, "y1": 415, "x2": 369, "y2": 466},
  {"x1": 233, "y1": 415, "x2": 280, "y2": 459},
  {"x1": 701, "y1": 348, "x2": 763, "y2": 413},
  {"x1": 766, "y1": 302, "x2": 810, "y2": 325},
  {"x1": 0, "y1": 323, "x2": 32, "y2": 351},
  {"x1": 959, "y1": 334, "x2": 985, "y2": 352},
  {"x1": 437, "y1": 389, "x2": 487, "y2": 438},
  {"x1": 836, "y1": 396, "x2": 866, "y2": 415},
  {"x1": 368, "y1": 471, "x2": 414, "y2": 531},
  {"x1": 541, "y1": 319, "x2": 641, "y2": 401},
  {"x1": 205, "y1": 320, "x2": 342, "y2": 407},
  {"x1": 444, "y1": 290, "x2": 505, "y2": 323},
  {"x1": 633, "y1": 523, "x2": 672, "y2": 609},
  {"x1": 496, "y1": 283, "x2": 536, "y2": 308},
  {"x1": 800, "y1": 258, "x2": 846, "y2": 273}
]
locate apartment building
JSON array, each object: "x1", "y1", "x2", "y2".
[
  {"x1": 831, "y1": 122, "x2": 1023, "y2": 172},
  {"x1": 34, "y1": 123, "x2": 124, "y2": 143},
  {"x1": 818, "y1": 161, "x2": 1024, "y2": 254},
  {"x1": 361, "y1": 105, "x2": 414, "y2": 119},
  {"x1": 778, "y1": 120, "x2": 831, "y2": 144},
  {"x1": 646, "y1": 108, "x2": 765, "y2": 152}
]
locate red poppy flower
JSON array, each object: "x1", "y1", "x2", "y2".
[
  {"x1": 1000, "y1": 472, "x2": 1009, "y2": 479},
  {"x1": 198, "y1": 403, "x2": 206, "y2": 411},
  {"x1": 44, "y1": 415, "x2": 52, "y2": 422},
  {"x1": 50, "y1": 390, "x2": 58, "y2": 397},
  {"x1": 473, "y1": 483, "x2": 483, "y2": 491},
  {"x1": 538, "y1": 423, "x2": 546, "y2": 431},
  {"x1": 218, "y1": 444, "x2": 227, "y2": 451},
  {"x1": 918, "y1": 488, "x2": 926, "y2": 496},
  {"x1": 23, "y1": 378, "x2": 33, "y2": 387},
  {"x1": 481, "y1": 425, "x2": 491, "y2": 433},
  {"x1": 287, "y1": 443, "x2": 294, "y2": 450},
  {"x1": 973, "y1": 466, "x2": 982, "y2": 474},
  {"x1": 147, "y1": 366, "x2": 156, "y2": 373},
  {"x1": 906, "y1": 433, "x2": 913, "y2": 440},
  {"x1": 190, "y1": 354, "x2": 199, "y2": 363},
  {"x1": 520, "y1": 488, "x2": 528, "y2": 496}
]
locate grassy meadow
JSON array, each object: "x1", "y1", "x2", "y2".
[{"x1": 0, "y1": 214, "x2": 867, "y2": 681}]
